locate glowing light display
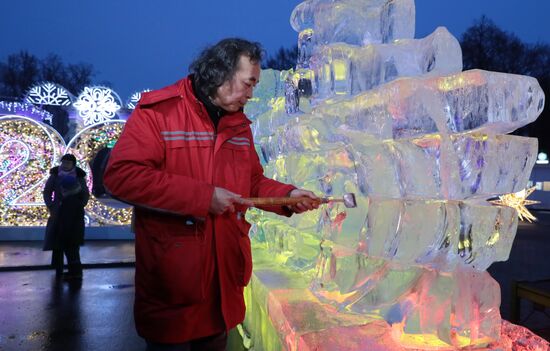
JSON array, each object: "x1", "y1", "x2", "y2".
[
  {"x1": 66, "y1": 120, "x2": 132, "y2": 225},
  {"x1": 0, "y1": 115, "x2": 131, "y2": 226},
  {"x1": 73, "y1": 87, "x2": 122, "y2": 126},
  {"x1": 25, "y1": 82, "x2": 72, "y2": 106},
  {"x1": 0, "y1": 115, "x2": 65, "y2": 226},
  {"x1": 490, "y1": 186, "x2": 540, "y2": 222},
  {"x1": 0, "y1": 101, "x2": 53, "y2": 123},
  {"x1": 126, "y1": 89, "x2": 150, "y2": 109}
]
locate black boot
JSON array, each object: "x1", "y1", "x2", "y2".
[
  {"x1": 63, "y1": 264, "x2": 83, "y2": 280},
  {"x1": 52, "y1": 249, "x2": 64, "y2": 277},
  {"x1": 63, "y1": 246, "x2": 83, "y2": 280}
]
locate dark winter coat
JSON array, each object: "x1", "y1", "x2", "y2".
[{"x1": 42, "y1": 166, "x2": 90, "y2": 250}]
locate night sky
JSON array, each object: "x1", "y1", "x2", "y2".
[{"x1": 1, "y1": 0, "x2": 548, "y2": 100}]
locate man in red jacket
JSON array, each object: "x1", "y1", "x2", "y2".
[{"x1": 103, "y1": 38, "x2": 318, "y2": 351}]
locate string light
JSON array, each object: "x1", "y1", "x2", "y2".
[
  {"x1": 0, "y1": 101, "x2": 53, "y2": 123},
  {"x1": 66, "y1": 120, "x2": 132, "y2": 225},
  {"x1": 0, "y1": 116, "x2": 131, "y2": 226},
  {"x1": 0, "y1": 115, "x2": 64, "y2": 226}
]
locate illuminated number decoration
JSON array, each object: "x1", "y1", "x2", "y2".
[
  {"x1": 73, "y1": 87, "x2": 122, "y2": 126},
  {"x1": 66, "y1": 120, "x2": 132, "y2": 225},
  {"x1": 126, "y1": 89, "x2": 150, "y2": 109},
  {"x1": 25, "y1": 82, "x2": 73, "y2": 106},
  {"x1": 0, "y1": 114, "x2": 131, "y2": 226},
  {"x1": 0, "y1": 115, "x2": 66, "y2": 225},
  {"x1": 1, "y1": 78, "x2": 136, "y2": 228}
]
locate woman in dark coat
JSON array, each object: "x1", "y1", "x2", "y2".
[{"x1": 43, "y1": 154, "x2": 89, "y2": 279}]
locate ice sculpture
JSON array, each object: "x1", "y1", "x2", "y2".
[
  {"x1": 309, "y1": 26, "x2": 462, "y2": 100},
  {"x1": 243, "y1": 0, "x2": 547, "y2": 350},
  {"x1": 291, "y1": 0, "x2": 416, "y2": 67}
]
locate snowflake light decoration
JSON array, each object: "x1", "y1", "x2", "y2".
[
  {"x1": 73, "y1": 86, "x2": 122, "y2": 126},
  {"x1": 126, "y1": 89, "x2": 150, "y2": 109},
  {"x1": 26, "y1": 82, "x2": 72, "y2": 106}
]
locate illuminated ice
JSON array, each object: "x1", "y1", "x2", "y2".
[
  {"x1": 291, "y1": 0, "x2": 415, "y2": 61},
  {"x1": 253, "y1": 69, "x2": 544, "y2": 142},
  {"x1": 245, "y1": 0, "x2": 547, "y2": 349},
  {"x1": 245, "y1": 69, "x2": 288, "y2": 121},
  {"x1": 309, "y1": 27, "x2": 462, "y2": 100},
  {"x1": 313, "y1": 69, "x2": 545, "y2": 139}
]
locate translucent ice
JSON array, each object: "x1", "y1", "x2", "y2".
[
  {"x1": 250, "y1": 67, "x2": 543, "y2": 349},
  {"x1": 244, "y1": 69, "x2": 289, "y2": 121},
  {"x1": 244, "y1": 0, "x2": 546, "y2": 349},
  {"x1": 313, "y1": 69, "x2": 545, "y2": 139},
  {"x1": 261, "y1": 126, "x2": 537, "y2": 200},
  {"x1": 309, "y1": 27, "x2": 462, "y2": 100},
  {"x1": 290, "y1": 0, "x2": 415, "y2": 46}
]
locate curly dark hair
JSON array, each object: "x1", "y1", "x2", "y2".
[{"x1": 189, "y1": 38, "x2": 263, "y2": 98}]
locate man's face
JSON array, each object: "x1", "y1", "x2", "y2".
[
  {"x1": 212, "y1": 55, "x2": 260, "y2": 113},
  {"x1": 60, "y1": 160, "x2": 74, "y2": 171}
]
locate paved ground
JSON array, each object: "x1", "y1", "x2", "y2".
[
  {"x1": 0, "y1": 240, "x2": 135, "y2": 269},
  {"x1": 0, "y1": 268, "x2": 142, "y2": 351},
  {"x1": 0, "y1": 267, "x2": 245, "y2": 351},
  {"x1": 0, "y1": 241, "x2": 246, "y2": 351}
]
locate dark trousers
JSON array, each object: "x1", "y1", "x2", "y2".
[
  {"x1": 145, "y1": 332, "x2": 227, "y2": 351},
  {"x1": 52, "y1": 246, "x2": 82, "y2": 275}
]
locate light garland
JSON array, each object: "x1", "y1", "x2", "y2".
[
  {"x1": 0, "y1": 101, "x2": 53, "y2": 123},
  {"x1": 0, "y1": 115, "x2": 131, "y2": 226},
  {"x1": 66, "y1": 120, "x2": 132, "y2": 225},
  {"x1": 0, "y1": 140, "x2": 30, "y2": 180},
  {"x1": 0, "y1": 115, "x2": 64, "y2": 226}
]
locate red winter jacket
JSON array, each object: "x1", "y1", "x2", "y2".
[{"x1": 103, "y1": 77, "x2": 295, "y2": 343}]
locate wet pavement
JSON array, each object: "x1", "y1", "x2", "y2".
[
  {"x1": 0, "y1": 241, "x2": 247, "y2": 351},
  {"x1": 0, "y1": 268, "x2": 143, "y2": 351},
  {"x1": 0, "y1": 240, "x2": 135, "y2": 270}
]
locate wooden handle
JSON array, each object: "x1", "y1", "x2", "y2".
[{"x1": 244, "y1": 197, "x2": 325, "y2": 207}]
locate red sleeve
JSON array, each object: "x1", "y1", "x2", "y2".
[
  {"x1": 103, "y1": 107, "x2": 214, "y2": 218},
  {"x1": 248, "y1": 130, "x2": 296, "y2": 216}
]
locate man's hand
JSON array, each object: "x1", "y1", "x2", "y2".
[
  {"x1": 209, "y1": 187, "x2": 254, "y2": 215},
  {"x1": 287, "y1": 189, "x2": 320, "y2": 214}
]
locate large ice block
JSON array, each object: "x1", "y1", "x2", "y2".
[
  {"x1": 313, "y1": 69, "x2": 545, "y2": 139},
  {"x1": 260, "y1": 130, "x2": 537, "y2": 200},
  {"x1": 357, "y1": 199, "x2": 518, "y2": 270},
  {"x1": 254, "y1": 196, "x2": 518, "y2": 275},
  {"x1": 245, "y1": 69, "x2": 289, "y2": 121},
  {"x1": 244, "y1": 0, "x2": 547, "y2": 349},
  {"x1": 243, "y1": 258, "x2": 549, "y2": 350},
  {"x1": 352, "y1": 133, "x2": 537, "y2": 199},
  {"x1": 261, "y1": 69, "x2": 544, "y2": 142},
  {"x1": 290, "y1": 0, "x2": 415, "y2": 46},
  {"x1": 309, "y1": 27, "x2": 462, "y2": 100}
]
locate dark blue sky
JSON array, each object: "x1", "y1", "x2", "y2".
[{"x1": 1, "y1": 0, "x2": 548, "y2": 100}]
